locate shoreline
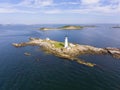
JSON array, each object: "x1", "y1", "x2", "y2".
[{"x1": 12, "y1": 38, "x2": 120, "y2": 67}]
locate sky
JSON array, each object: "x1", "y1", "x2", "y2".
[{"x1": 0, "y1": 0, "x2": 120, "y2": 24}]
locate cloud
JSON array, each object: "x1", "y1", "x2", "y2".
[
  {"x1": 0, "y1": 8, "x2": 35, "y2": 14},
  {"x1": 70, "y1": 6, "x2": 120, "y2": 15},
  {"x1": 81, "y1": 0, "x2": 100, "y2": 5},
  {"x1": 0, "y1": 0, "x2": 119, "y2": 15},
  {"x1": 18, "y1": 0, "x2": 53, "y2": 7},
  {"x1": 43, "y1": 9, "x2": 62, "y2": 14},
  {"x1": 78, "y1": 0, "x2": 120, "y2": 14},
  {"x1": 0, "y1": 0, "x2": 54, "y2": 14},
  {"x1": 109, "y1": 0, "x2": 120, "y2": 4}
]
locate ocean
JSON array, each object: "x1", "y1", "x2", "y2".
[{"x1": 0, "y1": 24, "x2": 120, "y2": 90}]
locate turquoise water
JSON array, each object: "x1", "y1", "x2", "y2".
[{"x1": 0, "y1": 24, "x2": 120, "y2": 90}]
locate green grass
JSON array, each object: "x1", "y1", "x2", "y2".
[{"x1": 54, "y1": 42, "x2": 64, "y2": 48}]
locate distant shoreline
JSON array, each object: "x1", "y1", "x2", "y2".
[{"x1": 39, "y1": 25, "x2": 96, "y2": 30}]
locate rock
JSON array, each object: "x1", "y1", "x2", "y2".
[
  {"x1": 36, "y1": 58, "x2": 40, "y2": 61},
  {"x1": 12, "y1": 43, "x2": 20, "y2": 47},
  {"x1": 12, "y1": 43, "x2": 26, "y2": 47},
  {"x1": 105, "y1": 47, "x2": 120, "y2": 59},
  {"x1": 24, "y1": 52, "x2": 31, "y2": 56},
  {"x1": 40, "y1": 27, "x2": 56, "y2": 30}
]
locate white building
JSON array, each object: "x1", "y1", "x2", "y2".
[{"x1": 64, "y1": 36, "x2": 68, "y2": 48}]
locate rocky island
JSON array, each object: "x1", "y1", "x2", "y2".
[
  {"x1": 12, "y1": 38, "x2": 120, "y2": 67},
  {"x1": 40, "y1": 25, "x2": 83, "y2": 30},
  {"x1": 112, "y1": 26, "x2": 120, "y2": 28}
]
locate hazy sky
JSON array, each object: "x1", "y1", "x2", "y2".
[{"x1": 0, "y1": 0, "x2": 120, "y2": 24}]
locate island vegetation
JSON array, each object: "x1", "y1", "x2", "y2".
[
  {"x1": 13, "y1": 38, "x2": 120, "y2": 67},
  {"x1": 40, "y1": 25, "x2": 84, "y2": 30}
]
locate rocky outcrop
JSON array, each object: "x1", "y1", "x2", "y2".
[
  {"x1": 105, "y1": 47, "x2": 120, "y2": 59},
  {"x1": 24, "y1": 52, "x2": 31, "y2": 56},
  {"x1": 40, "y1": 28, "x2": 59, "y2": 30},
  {"x1": 12, "y1": 38, "x2": 120, "y2": 67}
]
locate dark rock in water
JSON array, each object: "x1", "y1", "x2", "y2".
[
  {"x1": 12, "y1": 38, "x2": 120, "y2": 67},
  {"x1": 36, "y1": 58, "x2": 40, "y2": 61}
]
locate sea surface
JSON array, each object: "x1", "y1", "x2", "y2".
[{"x1": 0, "y1": 24, "x2": 120, "y2": 90}]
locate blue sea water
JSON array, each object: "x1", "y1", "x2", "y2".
[{"x1": 0, "y1": 24, "x2": 120, "y2": 90}]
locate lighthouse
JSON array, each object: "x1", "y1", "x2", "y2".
[{"x1": 64, "y1": 36, "x2": 68, "y2": 48}]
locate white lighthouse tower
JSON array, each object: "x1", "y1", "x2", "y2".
[{"x1": 64, "y1": 36, "x2": 68, "y2": 48}]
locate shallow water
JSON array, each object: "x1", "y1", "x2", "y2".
[{"x1": 0, "y1": 24, "x2": 120, "y2": 90}]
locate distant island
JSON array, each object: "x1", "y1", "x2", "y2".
[
  {"x1": 112, "y1": 26, "x2": 120, "y2": 28},
  {"x1": 13, "y1": 38, "x2": 120, "y2": 67},
  {"x1": 40, "y1": 25, "x2": 84, "y2": 30}
]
